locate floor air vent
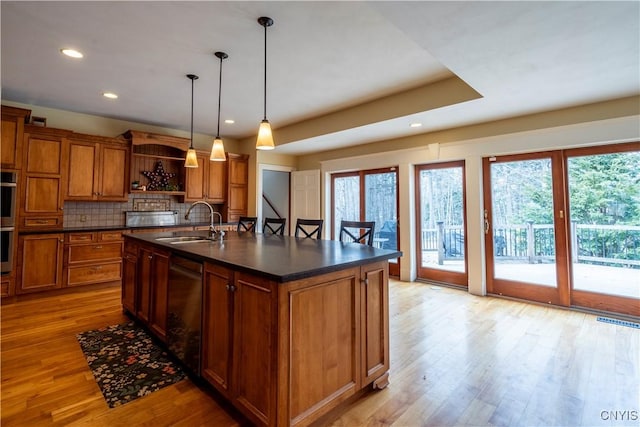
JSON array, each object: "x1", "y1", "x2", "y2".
[{"x1": 596, "y1": 317, "x2": 640, "y2": 329}]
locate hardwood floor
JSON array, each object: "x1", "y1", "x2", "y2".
[{"x1": 1, "y1": 281, "x2": 638, "y2": 426}]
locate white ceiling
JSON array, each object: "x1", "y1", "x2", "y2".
[{"x1": 2, "y1": 1, "x2": 638, "y2": 155}]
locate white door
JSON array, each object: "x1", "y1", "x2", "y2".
[{"x1": 291, "y1": 170, "x2": 321, "y2": 235}]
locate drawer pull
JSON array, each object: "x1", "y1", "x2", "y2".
[
  {"x1": 93, "y1": 245, "x2": 103, "y2": 250},
  {"x1": 91, "y1": 266, "x2": 103, "y2": 271}
]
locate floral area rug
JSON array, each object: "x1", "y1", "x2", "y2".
[{"x1": 76, "y1": 321, "x2": 186, "y2": 408}]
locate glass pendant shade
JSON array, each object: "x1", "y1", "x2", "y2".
[
  {"x1": 185, "y1": 73, "x2": 199, "y2": 168},
  {"x1": 184, "y1": 147, "x2": 199, "y2": 168},
  {"x1": 256, "y1": 119, "x2": 275, "y2": 150},
  {"x1": 210, "y1": 137, "x2": 226, "y2": 161}
]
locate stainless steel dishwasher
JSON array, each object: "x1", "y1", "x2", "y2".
[{"x1": 167, "y1": 254, "x2": 203, "y2": 376}]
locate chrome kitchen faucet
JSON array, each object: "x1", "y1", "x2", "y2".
[{"x1": 185, "y1": 201, "x2": 225, "y2": 241}]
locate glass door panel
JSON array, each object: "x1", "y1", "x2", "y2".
[
  {"x1": 332, "y1": 175, "x2": 360, "y2": 240},
  {"x1": 416, "y1": 161, "x2": 467, "y2": 286},
  {"x1": 331, "y1": 168, "x2": 400, "y2": 276},
  {"x1": 365, "y1": 171, "x2": 398, "y2": 256},
  {"x1": 490, "y1": 158, "x2": 557, "y2": 287},
  {"x1": 567, "y1": 149, "x2": 640, "y2": 301}
]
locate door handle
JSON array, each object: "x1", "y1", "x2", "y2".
[{"x1": 484, "y1": 209, "x2": 490, "y2": 235}]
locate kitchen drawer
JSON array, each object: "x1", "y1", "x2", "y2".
[
  {"x1": 68, "y1": 242, "x2": 122, "y2": 263},
  {"x1": 66, "y1": 262, "x2": 122, "y2": 287},
  {"x1": 67, "y1": 232, "x2": 96, "y2": 243},
  {"x1": 22, "y1": 217, "x2": 62, "y2": 228},
  {"x1": 99, "y1": 231, "x2": 124, "y2": 242}
]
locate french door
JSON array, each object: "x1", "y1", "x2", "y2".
[
  {"x1": 331, "y1": 167, "x2": 400, "y2": 276},
  {"x1": 415, "y1": 161, "x2": 468, "y2": 286},
  {"x1": 483, "y1": 143, "x2": 639, "y2": 316}
]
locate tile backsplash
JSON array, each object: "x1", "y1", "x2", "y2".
[{"x1": 64, "y1": 193, "x2": 221, "y2": 228}]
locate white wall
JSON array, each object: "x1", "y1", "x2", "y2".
[{"x1": 320, "y1": 115, "x2": 639, "y2": 295}]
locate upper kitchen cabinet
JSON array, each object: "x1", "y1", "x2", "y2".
[
  {"x1": 19, "y1": 125, "x2": 72, "y2": 230},
  {"x1": 123, "y1": 130, "x2": 189, "y2": 196},
  {"x1": 184, "y1": 151, "x2": 226, "y2": 203},
  {"x1": 224, "y1": 153, "x2": 249, "y2": 222},
  {"x1": 64, "y1": 133, "x2": 129, "y2": 201},
  {"x1": 1, "y1": 105, "x2": 31, "y2": 170}
]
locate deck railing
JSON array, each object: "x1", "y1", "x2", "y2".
[{"x1": 422, "y1": 222, "x2": 640, "y2": 268}]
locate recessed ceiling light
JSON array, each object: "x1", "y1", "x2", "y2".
[
  {"x1": 224, "y1": 119, "x2": 235, "y2": 124},
  {"x1": 60, "y1": 48, "x2": 83, "y2": 58},
  {"x1": 410, "y1": 123, "x2": 422, "y2": 128},
  {"x1": 102, "y1": 92, "x2": 118, "y2": 99}
]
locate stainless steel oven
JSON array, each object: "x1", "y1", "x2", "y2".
[
  {"x1": 1, "y1": 172, "x2": 17, "y2": 273},
  {"x1": 1, "y1": 172, "x2": 17, "y2": 227}
]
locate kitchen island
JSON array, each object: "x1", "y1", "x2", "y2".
[{"x1": 123, "y1": 230, "x2": 401, "y2": 427}]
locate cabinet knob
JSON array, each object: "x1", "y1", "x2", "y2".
[
  {"x1": 59, "y1": 239, "x2": 64, "y2": 243},
  {"x1": 148, "y1": 255, "x2": 153, "y2": 260},
  {"x1": 361, "y1": 278, "x2": 369, "y2": 285}
]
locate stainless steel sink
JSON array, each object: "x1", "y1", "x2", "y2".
[{"x1": 155, "y1": 236, "x2": 210, "y2": 244}]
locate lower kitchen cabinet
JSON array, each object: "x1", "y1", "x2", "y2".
[
  {"x1": 202, "y1": 263, "x2": 233, "y2": 396},
  {"x1": 136, "y1": 243, "x2": 169, "y2": 341},
  {"x1": 64, "y1": 231, "x2": 123, "y2": 287},
  {"x1": 122, "y1": 242, "x2": 137, "y2": 314},
  {"x1": 17, "y1": 233, "x2": 64, "y2": 294},
  {"x1": 200, "y1": 261, "x2": 389, "y2": 427},
  {"x1": 201, "y1": 264, "x2": 277, "y2": 426}
]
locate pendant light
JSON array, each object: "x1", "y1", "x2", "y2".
[
  {"x1": 256, "y1": 16, "x2": 275, "y2": 150},
  {"x1": 184, "y1": 74, "x2": 199, "y2": 168},
  {"x1": 210, "y1": 52, "x2": 228, "y2": 161}
]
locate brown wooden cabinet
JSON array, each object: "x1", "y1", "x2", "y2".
[
  {"x1": 64, "y1": 231, "x2": 123, "y2": 288},
  {"x1": 200, "y1": 260, "x2": 389, "y2": 427},
  {"x1": 201, "y1": 264, "x2": 277, "y2": 426},
  {"x1": 16, "y1": 233, "x2": 64, "y2": 294},
  {"x1": 65, "y1": 134, "x2": 129, "y2": 201},
  {"x1": 122, "y1": 241, "x2": 138, "y2": 314},
  {"x1": 136, "y1": 243, "x2": 170, "y2": 341},
  {"x1": 224, "y1": 153, "x2": 249, "y2": 222},
  {"x1": 202, "y1": 263, "x2": 234, "y2": 396},
  {"x1": 19, "y1": 126, "x2": 71, "y2": 230},
  {"x1": 1, "y1": 105, "x2": 30, "y2": 169},
  {"x1": 184, "y1": 151, "x2": 226, "y2": 203}
]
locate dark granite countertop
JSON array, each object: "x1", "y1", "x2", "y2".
[
  {"x1": 125, "y1": 230, "x2": 402, "y2": 283},
  {"x1": 18, "y1": 222, "x2": 235, "y2": 235}
]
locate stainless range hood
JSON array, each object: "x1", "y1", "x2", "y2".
[
  {"x1": 125, "y1": 198, "x2": 177, "y2": 228},
  {"x1": 125, "y1": 211, "x2": 178, "y2": 228}
]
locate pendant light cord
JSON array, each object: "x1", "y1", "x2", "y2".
[
  {"x1": 263, "y1": 22, "x2": 267, "y2": 121},
  {"x1": 217, "y1": 55, "x2": 223, "y2": 138},
  {"x1": 189, "y1": 76, "x2": 195, "y2": 148}
]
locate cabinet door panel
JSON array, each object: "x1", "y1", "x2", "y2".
[
  {"x1": 25, "y1": 176, "x2": 62, "y2": 213},
  {"x1": 137, "y1": 247, "x2": 152, "y2": 323},
  {"x1": 66, "y1": 143, "x2": 97, "y2": 198},
  {"x1": 99, "y1": 145, "x2": 128, "y2": 200},
  {"x1": 360, "y1": 261, "x2": 389, "y2": 386},
  {"x1": 26, "y1": 138, "x2": 61, "y2": 174},
  {"x1": 233, "y1": 273, "x2": 275, "y2": 426},
  {"x1": 18, "y1": 234, "x2": 63, "y2": 294},
  {"x1": 207, "y1": 161, "x2": 226, "y2": 202},
  {"x1": 1, "y1": 120, "x2": 18, "y2": 168},
  {"x1": 150, "y1": 251, "x2": 169, "y2": 341},
  {"x1": 122, "y1": 252, "x2": 137, "y2": 313},
  {"x1": 202, "y1": 264, "x2": 233, "y2": 395},
  {"x1": 185, "y1": 154, "x2": 206, "y2": 201},
  {"x1": 288, "y1": 274, "x2": 359, "y2": 423}
]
